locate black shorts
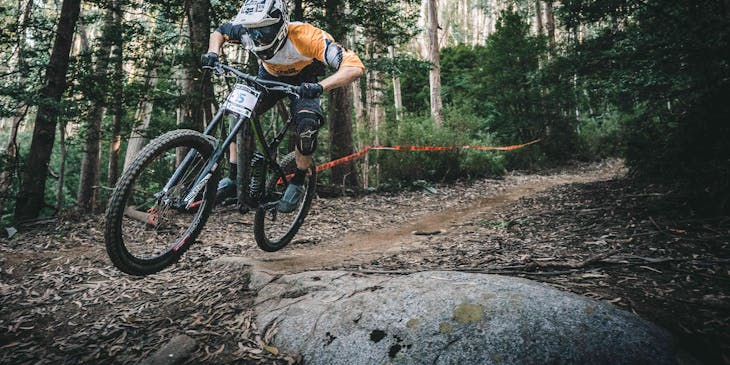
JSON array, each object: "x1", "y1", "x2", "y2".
[{"x1": 253, "y1": 62, "x2": 324, "y2": 122}]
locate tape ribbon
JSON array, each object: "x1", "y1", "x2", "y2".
[{"x1": 315, "y1": 138, "x2": 543, "y2": 173}]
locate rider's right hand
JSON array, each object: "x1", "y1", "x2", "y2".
[{"x1": 200, "y1": 52, "x2": 219, "y2": 69}]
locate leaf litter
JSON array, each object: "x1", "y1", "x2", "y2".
[{"x1": 1, "y1": 159, "x2": 728, "y2": 364}]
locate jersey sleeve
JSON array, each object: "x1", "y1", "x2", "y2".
[
  {"x1": 216, "y1": 22, "x2": 247, "y2": 44},
  {"x1": 289, "y1": 23, "x2": 365, "y2": 72}
]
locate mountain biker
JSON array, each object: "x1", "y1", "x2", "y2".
[{"x1": 201, "y1": 0, "x2": 364, "y2": 213}]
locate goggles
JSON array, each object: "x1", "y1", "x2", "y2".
[{"x1": 247, "y1": 18, "x2": 283, "y2": 47}]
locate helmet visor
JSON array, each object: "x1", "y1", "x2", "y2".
[{"x1": 248, "y1": 19, "x2": 283, "y2": 48}]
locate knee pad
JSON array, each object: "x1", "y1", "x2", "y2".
[{"x1": 296, "y1": 111, "x2": 321, "y2": 155}]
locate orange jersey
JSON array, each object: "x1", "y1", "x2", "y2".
[
  {"x1": 263, "y1": 22, "x2": 364, "y2": 76},
  {"x1": 218, "y1": 22, "x2": 365, "y2": 77}
]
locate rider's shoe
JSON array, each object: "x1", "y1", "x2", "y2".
[
  {"x1": 277, "y1": 183, "x2": 305, "y2": 213},
  {"x1": 216, "y1": 177, "x2": 236, "y2": 205}
]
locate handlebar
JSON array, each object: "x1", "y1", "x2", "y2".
[{"x1": 206, "y1": 62, "x2": 301, "y2": 98}]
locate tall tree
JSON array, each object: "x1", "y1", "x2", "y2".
[
  {"x1": 325, "y1": 0, "x2": 359, "y2": 187},
  {"x1": 544, "y1": 0, "x2": 555, "y2": 49},
  {"x1": 78, "y1": 0, "x2": 126, "y2": 211},
  {"x1": 106, "y1": 0, "x2": 124, "y2": 185},
  {"x1": 389, "y1": 46, "x2": 404, "y2": 121},
  {"x1": 78, "y1": 8, "x2": 113, "y2": 212},
  {"x1": 14, "y1": 0, "x2": 82, "y2": 221},
  {"x1": 184, "y1": 0, "x2": 213, "y2": 130},
  {"x1": 0, "y1": 0, "x2": 33, "y2": 219},
  {"x1": 427, "y1": 0, "x2": 444, "y2": 125},
  {"x1": 124, "y1": 68, "x2": 158, "y2": 170},
  {"x1": 534, "y1": 0, "x2": 543, "y2": 35}
]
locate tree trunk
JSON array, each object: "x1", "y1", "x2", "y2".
[
  {"x1": 124, "y1": 69, "x2": 158, "y2": 171},
  {"x1": 0, "y1": 108, "x2": 27, "y2": 219},
  {"x1": 55, "y1": 123, "x2": 67, "y2": 211},
  {"x1": 389, "y1": 46, "x2": 403, "y2": 121},
  {"x1": 545, "y1": 1, "x2": 556, "y2": 50},
  {"x1": 325, "y1": 0, "x2": 358, "y2": 188},
  {"x1": 418, "y1": 0, "x2": 430, "y2": 59},
  {"x1": 328, "y1": 85, "x2": 359, "y2": 188},
  {"x1": 14, "y1": 0, "x2": 82, "y2": 222},
  {"x1": 534, "y1": 0, "x2": 543, "y2": 35},
  {"x1": 0, "y1": 0, "x2": 32, "y2": 217},
  {"x1": 428, "y1": 0, "x2": 444, "y2": 125},
  {"x1": 76, "y1": 104, "x2": 104, "y2": 212},
  {"x1": 107, "y1": 0, "x2": 124, "y2": 185},
  {"x1": 365, "y1": 47, "x2": 384, "y2": 188},
  {"x1": 78, "y1": 3, "x2": 118, "y2": 213},
  {"x1": 185, "y1": 0, "x2": 213, "y2": 131}
]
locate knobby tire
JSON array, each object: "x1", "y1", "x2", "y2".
[
  {"x1": 104, "y1": 129, "x2": 218, "y2": 276},
  {"x1": 253, "y1": 152, "x2": 316, "y2": 252}
]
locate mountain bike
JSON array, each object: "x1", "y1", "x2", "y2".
[{"x1": 104, "y1": 62, "x2": 316, "y2": 276}]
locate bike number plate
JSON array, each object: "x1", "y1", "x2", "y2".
[{"x1": 225, "y1": 84, "x2": 260, "y2": 118}]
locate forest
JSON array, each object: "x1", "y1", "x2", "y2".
[
  {"x1": 1, "y1": 0, "x2": 727, "y2": 225},
  {"x1": 1, "y1": 1, "x2": 729, "y2": 364}
]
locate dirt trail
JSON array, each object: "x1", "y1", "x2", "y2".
[
  {"x1": 234, "y1": 172, "x2": 613, "y2": 273},
  {"x1": 3, "y1": 160, "x2": 727, "y2": 364}
]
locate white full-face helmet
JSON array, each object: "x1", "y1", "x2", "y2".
[{"x1": 233, "y1": 0, "x2": 289, "y2": 60}]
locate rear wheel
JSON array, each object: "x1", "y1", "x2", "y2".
[
  {"x1": 104, "y1": 129, "x2": 219, "y2": 276},
  {"x1": 253, "y1": 152, "x2": 316, "y2": 252}
]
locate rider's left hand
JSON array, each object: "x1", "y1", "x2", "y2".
[
  {"x1": 299, "y1": 82, "x2": 324, "y2": 98},
  {"x1": 200, "y1": 52, "x2": 219, "y2": 69}
]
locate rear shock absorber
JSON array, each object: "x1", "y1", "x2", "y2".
[{"x1": 248, "y1": 152, "x2": 266, "y2": 201}]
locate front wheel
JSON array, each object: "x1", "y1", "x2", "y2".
[
  {"x1": 254, "y1": 152, "x2": 316, "y2": 252},
  {"x1": 104, "y1": 129, "x2": 219, "y2": 276}
]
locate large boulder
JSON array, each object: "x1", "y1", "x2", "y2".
[{"x1": 251, "y1": 271, "x2": 685, "y2": 365}]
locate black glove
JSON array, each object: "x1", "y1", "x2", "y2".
[
  {"x1": 299, "y1": 82, "x2": 324, "y2": 98},
  {"x1": 200, "y1": 52, "x2": 218, "y2": 69}
]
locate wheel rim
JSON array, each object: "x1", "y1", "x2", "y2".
[
  {"x1": 257, "y1": 169, "x2": 314, "y2": 247},
  {"x1": 118, "y1": 144, "x2": 212, "y2": 263}
]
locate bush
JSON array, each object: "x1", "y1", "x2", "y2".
[
  {"x1": 575, "y1": 107, "x2": 627, "y2": 160},
  {"x1": 373, "y1": 106, "x2": 506, "y2": 187}
]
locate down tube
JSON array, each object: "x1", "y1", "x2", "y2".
[{"x1": 161, "y1": 108, "x2": 227, "y2": 194}]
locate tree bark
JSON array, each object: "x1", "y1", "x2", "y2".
[
  {"x1": 0, "y1": 0, "x2": 32, "y2": 217},
  {"x1": 78, "y1": 3, "x2": 118, "y2": 212},
  {"x1": 545, "y1": 1, "x2": 556, "y2": 50},
  {"x1": 0, "y1": 108, "x2": 27, "y2": 219},
  {"x1": 418, "y1": 0, "x2": 430, "y2": 59},
  {"x1": 55, "y1": 123, "x2": 67, "y2": 211},
  {"x1": 107, "y1": 0, "x2": 124, "y2": 185},
  {"x1": 185, "y1": 0, "x2": 213, "y2": 131},
  {"x1": 328, "y1": 85, "x2": 359, "y2": 188},
  {"x1": 15, "y1": 0, "x2": 82, "y2": 222},
  {"x1": 325, "y1": 0, "x2": 358, "y2": 188},
  {"x1": 389, "y1": 46, "x2": 403, "y2": 121},
  {"x1": 124, "y1": 69, "x2": 158, "y2": 171},
  {"x1": 76, "y1": 103, "x2": 104, "y2": 212},
  {"x1": 428, "y1": 0, "x2": 444, "y2": 125},
  {"x1": 535, "y1": 0, "x2": 543, "y2": 35}
]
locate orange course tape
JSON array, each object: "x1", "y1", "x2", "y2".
[
  {"x1": 315, "y1": 138, "x2": 542, "y2": 173},
  {"x1": 315, "y1": 147, "x2": 371, "y2": 172}
]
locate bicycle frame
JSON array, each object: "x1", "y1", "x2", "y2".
[{"x1": 162, "y1": 78, "x2": 297, "y2": 210}]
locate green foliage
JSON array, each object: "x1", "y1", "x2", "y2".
[
  {"x1": 375, "y1": 106, "x2": 505, "y2": 187},
  {"x1": 558, "y1": 0, "x2": 730, "y2": 212},
  {"x1": 396, "y1": 9, "x2": 581, "y2": 170},
  {"x1": 574, "y1": 107, "x2": 628, "y2": 159}
]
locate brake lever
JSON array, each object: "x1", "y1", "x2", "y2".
[
  {"x1": 202, "y1": 63, "x2": 226, "y2": 76},
  {"x1": 267, "y1": 85, "x2": 301, "y2": 99},
  {"x1": 215, "y1": 64, "x2": 225, "y2": 75}
]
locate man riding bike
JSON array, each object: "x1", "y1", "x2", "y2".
[{"x1": 201, "y1": 0, "x2": 364, "y2": 213}]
